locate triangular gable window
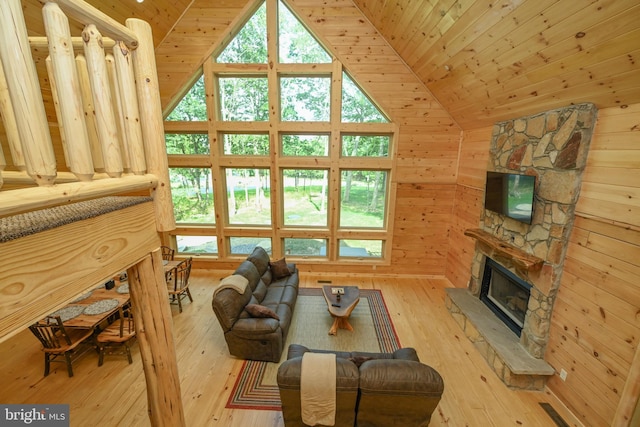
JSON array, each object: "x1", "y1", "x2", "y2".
[
  {"x1": 217, "y1": 3, "x2": 268, "y2": 64},
  {"x1": 278, "y1": 1, "x2": 331, "y2": 63},
  {"x1": 341, "y1": 72, "x2": 388, "y2": 123},
  {"x1": 166, "y1": 74, "x2": 206, "y2": 121}
]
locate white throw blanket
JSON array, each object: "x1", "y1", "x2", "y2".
[
  {"x1": 300, "y1": 352, "x2": 336, "y2": 426},
  {"x1": 213, "y1": 274, "x2": 248, "y2": 297}
]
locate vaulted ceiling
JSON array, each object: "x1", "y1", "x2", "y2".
[{"x1": 21, "y1": 0, "x2": 640, "y2": 130}]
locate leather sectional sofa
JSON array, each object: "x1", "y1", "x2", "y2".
[
  {"x1": 212, "y1": 247, "x2": 299, "y2": 363},
  {"x1": 277, "y1": 344, "x2": 444, "y2": 427}
]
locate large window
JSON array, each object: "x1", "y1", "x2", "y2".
[{"x1": 164, "y1": 0, "x2": 396, "y2": 263}]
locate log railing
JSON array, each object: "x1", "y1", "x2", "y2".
[{"x1": 0, "y1": 0, "x2": 173, "y2": 231}]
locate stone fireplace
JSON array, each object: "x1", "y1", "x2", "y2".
[{"x1": 446, "y1": 103, "x2": 598, "y2": 389}]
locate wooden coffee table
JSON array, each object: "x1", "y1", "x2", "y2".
[{"x1": 322, "y1": 286, "x2": 360, "y2": 335}]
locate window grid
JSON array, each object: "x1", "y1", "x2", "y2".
[{"x1": 164, "y1": 0, "x2": 397, "y2": 263}]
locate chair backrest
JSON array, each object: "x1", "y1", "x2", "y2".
[
  {"x1": 29, "y1": 316, "x2": 71, "y2": 349},
  {"x1": 117, "y1": 304, "x2": 135, "y2": 337},
  {"x1": 161, "y1": 246, "x2": 175, "y2": 261},
  {"x1": 172, "y1": 257, "x2": 192, "y2": 292}
]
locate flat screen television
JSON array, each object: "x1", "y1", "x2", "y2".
[{"x1": 484, "y1": 172, "x2": 535, "y2": 224}]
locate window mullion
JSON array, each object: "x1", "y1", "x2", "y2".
[
  {"x1": 204, "y1": 59, "x2": 227, "y2": 257},
  {"x1": 325, "y1": 61, "x2": 343, "y2": 260},
  {"x1": 267, "y1": 0, "x2": 283, "y2": 256}
]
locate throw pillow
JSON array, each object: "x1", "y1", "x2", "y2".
[
  {"x1": 245, "y1": 304, "x2": 280, "y2": 320},
  {"x1": 348, "y1": 356, "x2": 374, "y2": 367},
  {"x1": 270, "y1": 257, "x2": 291, "y2": 280}
]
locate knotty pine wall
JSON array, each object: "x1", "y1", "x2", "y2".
[
  {"x1": 544, "y1": 104, "x2": 640, "y2": 426},
  {"x1": 445, "y1": 126, "x2": 492, "y2": 287},
  {"x1": 445, "y1": 104, "x2": 640, "y2": 426}
]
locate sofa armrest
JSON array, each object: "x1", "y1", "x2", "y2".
[{"x1": 392, "y1": 347, "x2": 420, "y2": 361}]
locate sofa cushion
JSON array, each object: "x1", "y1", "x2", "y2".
[
  {"x1": 359, "y1": 360, "x2": 444, "y2": 395},
  {"x1": 248, "y1": 246, "x2": 271, "y2": 276},
  {"x1": 246, "y1": 304, "x2": 280, "y2": 320},
  {"x1": 277, "y1": 355, "x2": 360, "y2": 391},
  {"x1": 252, "y1": 280, "x2": 268, "y2": 302},
  {"x1": 261, "y1": 284, "x2": 297, "y2": 308},
  {"x1": 261, "y1": 269, "x2": 273, "y2": 286},
  {"x1": 235, "y1": 260, "x2": 261, "y2": 292},
  {"x1": 348, "y1": 355, "x2": 374, "y2": 367},
  {"x1": 270, "y1": 257, "x2": 291, "y2": 279}
]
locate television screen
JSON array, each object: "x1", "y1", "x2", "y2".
[{"x1": 484, "y1": 172, "x2": 535, "y2": 224}]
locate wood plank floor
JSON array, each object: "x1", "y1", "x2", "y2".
[{"x1": 0, "y1": 271, "x2": 583, "y2": 426}]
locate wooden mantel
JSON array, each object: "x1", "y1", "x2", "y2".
[{"x1": 464, "y1": 228, "x2": 544, "y2": 274}]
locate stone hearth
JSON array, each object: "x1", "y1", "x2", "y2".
[
  {"x1": 447, "y1": 103, "x2": 597, "y2": 389},
  {"x1": 446, "y1": 288, "x2": 554, "y2": 389}
]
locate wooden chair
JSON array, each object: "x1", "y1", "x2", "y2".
[
  {"x1": 168, "y1": 257, "x2": 193, "y2": 313},
  {"x1": 161, "y1": 245, "x2": 175, "y2": 261},
  {"x1": 96, "y1": 304, "x2": 136, "y2": 366},
  {"x1": 28, "y1": 316, "x2": 95, "y2": 377}
]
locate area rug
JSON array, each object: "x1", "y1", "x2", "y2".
[{"x1": 226, "y1": 287, "x2": 400, "y2": 410}]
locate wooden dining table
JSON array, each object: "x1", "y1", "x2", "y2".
[{"x1": 45, "y1": 282, "x2": 131, "y2": 330}]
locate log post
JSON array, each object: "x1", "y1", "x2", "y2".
[
  {"x1": 42, "y1": 1, "x2": 94, "y2": 181},
  {"x1": 0, "y1": 141, "x2": 4, "y2": 189},
  {"x1": 126, "y1": 18, "x2": 176, "y2": 233},
  {"x1": 127, "y1": 251, "x2": 185, "y2": 427},
  {"x1": 112, "y1": 41, "x2": 146, "y2": 175},
  {"x1": 0, "y1": 57, "x2": 25, "y2": 171},
  {"x1": 75, "y1": 54, "x2": 104, "y2": 172},
  {"x1": 82, "y1": 24, "x2": 123, "y2": 178},
  {"x1": 106, "y1": 54, "x2": 131, "y2": 172},
  {"x1": 45, "y1": 56, "x2": 70, "y2": 169},
  {"x1": 0, "y1": 0, "x2": 56, "y2": 185}
]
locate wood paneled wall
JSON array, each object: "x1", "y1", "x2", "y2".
[
  {"x1": 445, "y1": 127, "x2": 491, "y2": 287},
  {"x1": 544, "y1": 104, "x2": 640, "y2": 426},
  {"x1": 446, "y1": 105, "x2": 640, "y2": 425}
]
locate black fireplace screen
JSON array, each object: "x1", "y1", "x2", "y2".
[{"x1": 480, "y1": 258, "x2": 531, "y2": 336}]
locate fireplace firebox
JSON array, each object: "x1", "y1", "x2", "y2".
[{"x1": 480, "y1": 258, "x2": 531, "y2": 336}]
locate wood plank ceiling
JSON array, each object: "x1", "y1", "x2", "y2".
[
  {"x1": 353, "y1": 0, "x2": 640, "y2": 129},
  {"x1": 17, "y1": 0, "x2": 640, "y2": 130}
]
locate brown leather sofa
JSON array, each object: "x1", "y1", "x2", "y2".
[
  {"x1": 212, "y1": 247, "x2": 299, "y2": 362},
  {"x1": 277, "y1": 344, "x2": 444, "y2": 427}
]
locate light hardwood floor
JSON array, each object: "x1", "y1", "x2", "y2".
[{"x1": 0, "y1": 271, "x2": 582, "y2": 426}]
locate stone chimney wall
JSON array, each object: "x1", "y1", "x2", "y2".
[{"x1": 468, "y1": 103, "x2": 597, "y2": 357}]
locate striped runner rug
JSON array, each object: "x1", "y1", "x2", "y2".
[{"x1": 226, "y1": 287, "x2": 400, "y2": 410}]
